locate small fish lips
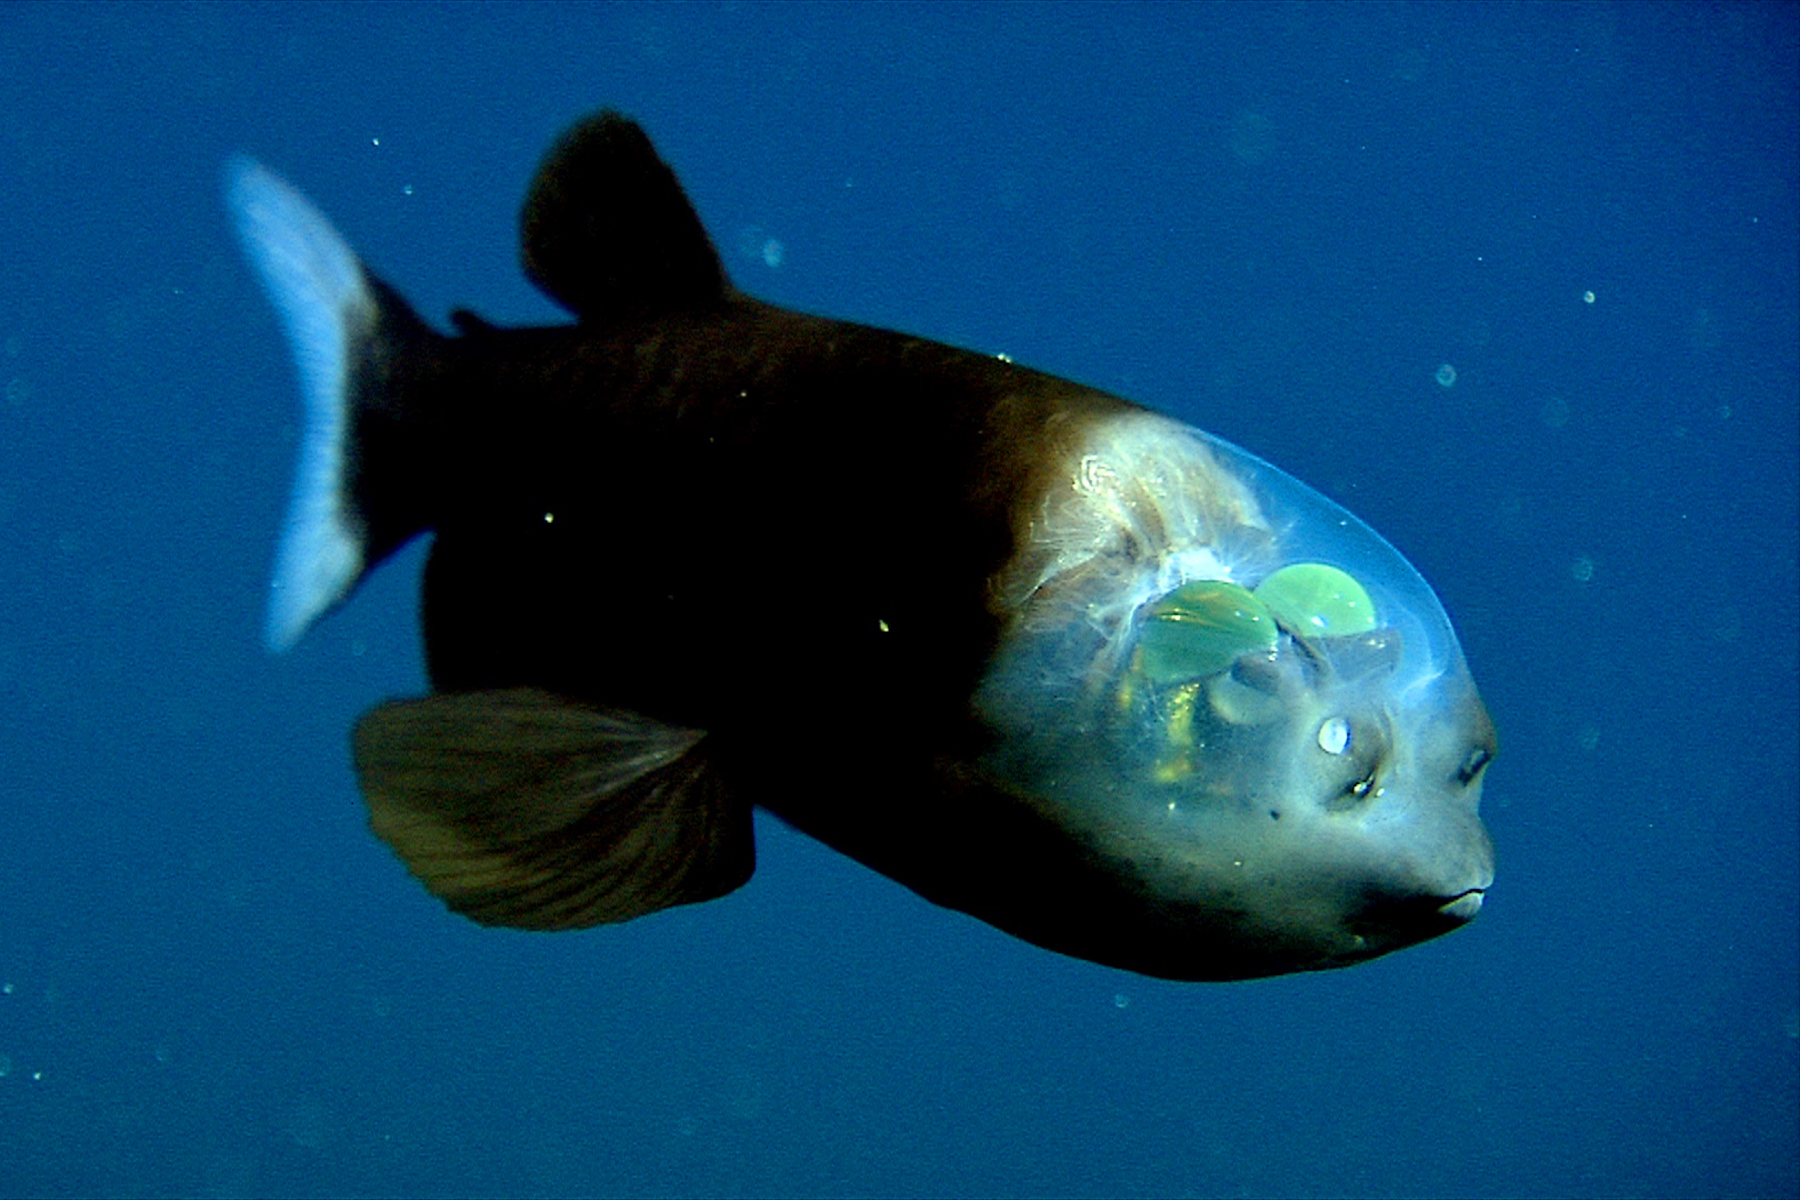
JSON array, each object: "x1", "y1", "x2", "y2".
[
  {"x1": 1338, "y1": 879, "x2": 1489, "y2": 963},
  {"x1": 1437, "y1": 888, "x2": 1487, "y2": 923}
]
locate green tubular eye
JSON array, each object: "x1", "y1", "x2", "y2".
[
  {"x1": 1254, "y1": 563, "x2": 1377, "y2": 638},
  {"x1": 1137, "y1": 581, "x2": 1278, "y2": 684}
]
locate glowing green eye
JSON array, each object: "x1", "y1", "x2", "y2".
[
  {"x1": 1254, "y1": 563, "x2": 1376, "y2": 638},
  {"x1": 1137, "y1": 581, "x2": 1278, "y2": 684}
]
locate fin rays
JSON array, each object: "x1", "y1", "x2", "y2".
[
  {"x1": 355, "y1": 689, "x2": 754, "y2": 930},
  {"x1": 228, "y1": 158, "x2": 374, "y2": 651}
]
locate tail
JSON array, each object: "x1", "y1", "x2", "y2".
[{"x1": 227, "y1": 158, "x2": 441, "y2": 651}]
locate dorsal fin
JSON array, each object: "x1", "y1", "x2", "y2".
[{"x1": 520, "y1": 112, "x2": 729, "y2": 321}]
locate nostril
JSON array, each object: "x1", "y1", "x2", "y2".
[{"x1": 1456, "y1": 744, "x2": 1493, "y2": 785}]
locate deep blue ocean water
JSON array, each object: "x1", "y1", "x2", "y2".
[{"x1": 0, "y1": 3, "x2": 1794, "y2": 1196}]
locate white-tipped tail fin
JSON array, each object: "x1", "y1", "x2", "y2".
[{"x1": 227, "y1": 158, "x2": 373, "y2": 652}]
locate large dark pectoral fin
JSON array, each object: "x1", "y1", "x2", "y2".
[{"x1": 353, "y1": 689, "x2": 752, "y2": 930}]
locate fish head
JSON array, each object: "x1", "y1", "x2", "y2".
[{"x1": 974, "y1": 409, "x2": 1496, "y2": 979}]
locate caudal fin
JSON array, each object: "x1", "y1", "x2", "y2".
[{"x1": 228, "y1": 158, "x2": 439, "y2": 651}]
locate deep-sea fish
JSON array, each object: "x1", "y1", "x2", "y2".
[{"x1": 228, "y1": 113, "x2": 1495, "y2": 981}]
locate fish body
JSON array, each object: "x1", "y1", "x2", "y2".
[{"x1": 231, "y1": 114, "x2": 1495, "y2": 980}]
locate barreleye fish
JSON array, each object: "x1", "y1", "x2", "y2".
[{"x1": 228, "y1": 112, "x2": 1495, "y2": 981}]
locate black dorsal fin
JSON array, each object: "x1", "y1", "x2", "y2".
[{"x1": 520, "y1": 112, "x2": 729, "y2": 321}]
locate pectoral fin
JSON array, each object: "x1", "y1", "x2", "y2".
[{"x1": 353, "y1": 689, "x2": 752, "y2": 930}]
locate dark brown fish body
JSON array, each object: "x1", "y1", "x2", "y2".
[
  {"x1": 408, "y1": 303, "x2": 1103, "y2": 720},
  {"x1": 395, "y1": 300, "x2": 1186, "y2": 971},
  {"x1": 231, "y1": 113, "x2": 1495, "y2": 980}
]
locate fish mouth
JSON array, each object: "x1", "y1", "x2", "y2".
[
  {"x1": 1437, "y1": 889, "x2": 1486, "y2": 922},
  {"x1": 1343, "y1": 885, "x2": 1488, "y2": 960}
]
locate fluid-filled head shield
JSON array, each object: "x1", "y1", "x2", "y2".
[{"x1": 974, "y1": 408, "x2": 1494, "y2": 979}]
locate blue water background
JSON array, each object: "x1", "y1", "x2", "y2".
[{"x1": 0, "y1": 3, "x2": 1794, "y2": 1196}]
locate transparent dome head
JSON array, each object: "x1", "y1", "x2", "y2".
[
  {"x1": 970, "y1": 407, "x2": 1493, "y2": 977},
  {"x1": 982, "y1": 409, "x2": 1467, "y2": 714}
]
